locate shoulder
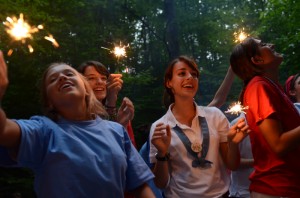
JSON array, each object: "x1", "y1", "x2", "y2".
[
  {"x1": 197, "y1": 105, "x2": 229, "y2": 127},
  {"x1": 197, "y1": 105, "x2": 225, "y2": 118}
]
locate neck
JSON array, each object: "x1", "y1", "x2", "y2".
[
  {"x1": 262, "y1": 68, "x2": 279, "y2": 82},
  {"x1": 57, "y1": 101, "x2": 91, "y2": 121},
  {"x1": 172, "y1": 98, "x2": 196, "y2": 127}
]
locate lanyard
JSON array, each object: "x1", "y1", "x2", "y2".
[{"x1": 173, "y1": 116, "x2": 212, "y2": 168}]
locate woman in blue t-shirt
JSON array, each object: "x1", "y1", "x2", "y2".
[{"x1": 0, "y1": 50, "x2": 155, "y2": 198}]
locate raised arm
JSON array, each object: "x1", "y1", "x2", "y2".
[
  {"x1": 208, "y1": 66, "x2": 235, "y2": 108},
  {"x1": 0, "y1": 51, "x2": 22, "y2": 152}
]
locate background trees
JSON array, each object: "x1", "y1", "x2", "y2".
[{"x1": 0, "y1": 0, "x2": 299, "y2": 196}]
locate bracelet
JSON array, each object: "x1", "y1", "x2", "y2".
[
  {"x1": 155, "y1": 152, "x2": 170, "y2": 161},
  {"x1": 105, "y1": 105, "x2": 116, "y2": 109}
]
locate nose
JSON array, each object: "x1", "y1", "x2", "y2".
[
  {"x1": 58, "y1": 74, "x2": 67, "y2": 81},
  {"x1": 187, "y1": 72, "x2": 193, "y2": 79}
]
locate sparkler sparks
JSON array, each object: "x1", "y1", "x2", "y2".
[
  {"x1": 2, "y1": 13, "x2": 59, "y2": 55},
  {"x1": 101, "y1": 42, "x2": 129, "y2": 60},
  {"x1": 3, "y1": 13, "x2": 42, "y2": 41},
  {"x1": 225, "y1": 101, "x2": 249, "y2": 115},
  {"x1": 44, "y1": 34, "x2": 59, "y2": 48},
  {"x1": 233, "y1": 29, "x2": 249, "y2": 43}
]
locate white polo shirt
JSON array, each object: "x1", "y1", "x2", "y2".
[{"x1": 149, "y1": 103, "x2": 230, "y2": 198}]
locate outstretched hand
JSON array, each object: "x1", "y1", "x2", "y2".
[
  {"x1": 151, "y1": 123, "x2": 171, "y2": 155},
  {"x1": 0, "y1": 51, "x2": 8, "y2": 101},
  {"x1": 228, "y1": 117, "x2": 250, "y2": 144}
]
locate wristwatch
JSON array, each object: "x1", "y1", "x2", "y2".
[{"x1": 155, "y1": 152, "x2": 170, "y2": 161}]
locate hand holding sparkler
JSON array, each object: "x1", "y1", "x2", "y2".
[
  {"x1": 106, "y1": 73, "x2": 123, "y2": 107},
  {"x1": 228, "y1": 117, "x2": 251, "y2": 144}
]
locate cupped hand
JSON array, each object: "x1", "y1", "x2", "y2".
[
  {"x1": 117, "y1": 97, "x2": 134, "y2": 127},
  {"x1": 151, "y1": 123, "x2": 171, "y2": 155}
]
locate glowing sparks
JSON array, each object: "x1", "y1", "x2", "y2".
[
  {"x1": 2, "y1": 13, "x2": 59, "y2": 54},
  {"x1": 28, "y1": 45, "x2": 34, "y2": 53},
  {"x1": 225, "y1": 101, "x2": 249, "y2": 115},
  {"x1": 233, "y1": 29, "x2": 249, "y2": 43},
  {"x1": 7, "y1": 49, "x2": 13, "y2": 56},
  {"x1": 45, "y1": 34, "x2": 59, "y2": 48},
  {"x1": 101, "y1": 42, "x2": 129, "y2": 63},
  {"x1": 113, "y1": 45, "x2": 126, "y2": 58},
  {"x1": 3, "y1": 13, "x2": 41, "y2": 41}
]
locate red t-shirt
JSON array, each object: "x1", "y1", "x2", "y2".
[
  {"x1": 244, "y1": 76, "x2": 300, "y2": 198},
  {"x1": 126, "y1": 121, "x2": 136, "y2": 148}
]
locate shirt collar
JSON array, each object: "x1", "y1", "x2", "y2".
[{"x1": 165, "y1": 102, "x2": 206, "y2": 128}]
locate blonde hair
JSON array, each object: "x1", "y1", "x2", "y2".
[{"x1": 41, "y1": 63, "x2": 108, "y2": 121}]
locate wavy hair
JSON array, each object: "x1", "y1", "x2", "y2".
[{"x1": 41, "y1": 63, "x2": 108, "y2": 121}]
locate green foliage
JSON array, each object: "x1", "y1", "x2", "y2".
[{"x1": 0, "y1": 0, "x2": 299, "y2": 195}]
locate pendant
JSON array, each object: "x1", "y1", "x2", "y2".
[{"x1": 191, "y1": 142, "x2": 202, "y2": 153}]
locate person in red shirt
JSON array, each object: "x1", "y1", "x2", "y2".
[{"x1": 230, "y1": 37, "x2": 300, "y2": 198}]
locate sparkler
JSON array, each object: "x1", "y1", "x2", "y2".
[
  {"x1": 3, "y1": 13, "x2": 42, "y2": 42},
  {"x1": 225, "y1": 101, "x2": 249, "y2": 115},
  {"x1": 3, "y1": 13, "x2": 59, "y2": 55},
  {"x1": 101, "y1": 42, "x2": 129, "y2": 60},
  {"x1": 233, "y1": 28, "x2": 249, "y2": 43}
]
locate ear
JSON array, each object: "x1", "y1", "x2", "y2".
[
  {"x1": 289, "y1": 90, "x2": 296, "y2": 97},
  {"x1": 166, "y1": 80, "x2": 172, "y2": 88},
  {"x1": 251, "y1": 56, "x2": 264, "y2": 65}
]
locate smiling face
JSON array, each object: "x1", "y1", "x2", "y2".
[
  {"x1": 43, "y1": 64, "x2": 87, "y2": 113},
  {"x1": 82, "y1": 66, "x2": 108, "y2": 102},
  {"x1": 166, "y1": 61, "x2": 199, "y2": 101}
]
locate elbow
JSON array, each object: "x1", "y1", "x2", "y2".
[{"x1": 272, "y1": 146, "x2": 288, "y2": 158}]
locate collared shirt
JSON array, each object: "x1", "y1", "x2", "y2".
[{"x1": 149, "y1": 103, "x2": 230, "y2": 198}]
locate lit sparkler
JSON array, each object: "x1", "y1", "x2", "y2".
[
  {"x1": 225, "y1": 101, "x2": 249, "y2": 115},
  {"x1": 3, "y1": 13, "x2": 59, "y2": 55},
  {"x1": 3, "y1": 13, "x2": 42, "y2": 41},
  {"x1": 101, "y1": 42, "x2": 129, "y2": 60},
  {"x1": 233, "y1": 28, "x2": 249, "y2": 43}
]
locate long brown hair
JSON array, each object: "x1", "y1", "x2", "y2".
[
  {"x1": 41, "y1": 63, "x2": 108, "y2": 121},
  {"x1": 230, "y1": 37, "x2": 264, "y2": 103},
  {"x1": 163, "y1": 55, "x2": 200, "y2": 108}
]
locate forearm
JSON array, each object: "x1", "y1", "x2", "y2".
[
  {"x1": 208, "y1": 66, "x2": 235, "y2": 108},
  {"x1": 132, "y1": 183, "x2": 155, "y2": 198},
  {"x1": 277, "y1": 125, "x2": 300, "y2": 156},
  {"x1": 222, "y1": 142, "x2": 240, "y2": 170},
  {"x1": 152, "y1": 161, "x2": 169, "y2": 188}
]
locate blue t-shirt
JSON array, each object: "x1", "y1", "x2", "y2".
[{"x1": 1, "y1": 115, "x2": 153, "y2": 198}]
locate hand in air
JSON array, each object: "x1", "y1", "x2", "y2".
[
  {"x1": 117, "y1": 97, "x2": 134, "y2": 127},
  {"x1": 151, "y1": 123, "x2": 171, "y2": 155}
]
